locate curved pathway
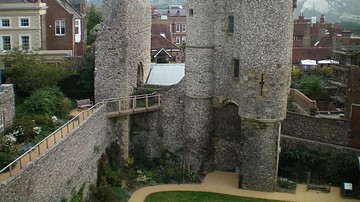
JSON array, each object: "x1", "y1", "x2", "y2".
[{"x1": 129, "y1": 171, "x2": 360, "y2": 202}]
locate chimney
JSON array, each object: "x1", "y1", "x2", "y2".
[
  {"x1": 320, "y1": 14, "x2": 325, "y2": 24},
  {"x1": 342, "y1": 30, "x2": 352, "y2": 38},
  {"x1": 299, "y1": 11, "x2": 305, "y2": 21}
]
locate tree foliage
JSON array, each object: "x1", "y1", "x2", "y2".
[
  {"x1": 87, "y1": 4, "x2": 101, "y2": 45},
  {"x1": 3, "y1": 49, "x2": 73, "y2": 95},
  {"x1": 19, "y1": 87, "x2": 73, "y2": 118},
  {"x1": 299, "y1": 75, "x2": 326, "y2": 100}
]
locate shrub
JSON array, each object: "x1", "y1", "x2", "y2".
[
  {"x1": 19, "y1": 87, "x2": 72, "y2": 119},
  {"x1": 322, "y1": 66, "x2": 334, "y2": 78},
  {"x1": 292, "y1": 67, "x2": 302, "y2": 79},
  {"x1": 279, "y1": 179, "x2": 297, "y2": 190},
  {"x1": 299, "y1": 75, "x2": 326, "y2": 100}
]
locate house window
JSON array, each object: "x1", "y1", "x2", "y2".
[
  {"x1": 1, "y1": 35, "x2": 11, "y2": 51},
  {"x1": 182, "y1": 24, "x2": 186, "y2": 32},
  {"x1": 176, "y1": 24, "x2": 181, "y2": 32},
  {"x1": 228, "y1": 15, "x2": 234, "y2": 33},
  {"x1": 74, "y1": 19, "x2": 81, "y2": 43},
  {"x1": 55, "y1": 20, "x2": 65, "y2": 36},
  {"x1": 19, "y1": 35, "x2": 30, "y2": 51},
  {"x1": 0, "y1": 112, "x2": 4, "y2": 135},
  {"x1": 176, "y1": 36, "x2": 181, "y2": 44},
  {"x1": 1, "y1": 18, "x2": 10, "y2": 28},
  {"x1": 19, "y1": 17, "x2": 30, "y2": 27},
  {"x1": 233, "y1": 59, "x2": 240, "y2": 78}
]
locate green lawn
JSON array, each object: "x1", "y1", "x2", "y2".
[{"x1": 145, "y1": 191, "x2": 284, "y2": 202}]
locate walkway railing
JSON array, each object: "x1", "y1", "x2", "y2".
[
  {"x1": 105, "y1": 93, "x2": 161, "y2": 118},
  {"x1": 0, "y1": 103, "x2": 102, "y2": 181}
]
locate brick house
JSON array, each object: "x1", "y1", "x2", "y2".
[
  {"x1": 292, "y1": 12, "x2": 342, "y2": 65},
  {"x1": 45, "y1": 0, "x2": 86, "y2": 56},
  {"x1": 151, "y1": 6, "x2": 186, "y2": 45}
]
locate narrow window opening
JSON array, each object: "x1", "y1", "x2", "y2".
[
  {"x1": 189, "y1": 9, "x2": 194, "y2": 16},
  {"x1": 233, "y1": 59, "x2": 239, "y2": 78},
  {"x1": 228, "y1": 16, "x2": 234, "y2": 33}
]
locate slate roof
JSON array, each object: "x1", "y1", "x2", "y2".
[
  {"x1": 0, "y1": 0, "x2": 28, "y2": 3},
  {"x1": 155, "y1": 8, "x2": 186, "y2": 17},
  {"x1": 56, "y1": 0, "x2": 82, "y2": 17}
]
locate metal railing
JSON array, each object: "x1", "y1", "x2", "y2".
[
  {"x1": 105, "y1": 92, "x2": 161, "y2": 117},
  {"x1": 0, "y1": 103, "x2": 103, "y2": 181}
]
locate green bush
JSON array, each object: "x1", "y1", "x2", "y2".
[
  {"x1": 19, "y1": 87, "x2": 72, "y2": 119},
  {"x1": 299, "y1": 75, "x2": 326, "y2": 100},
  {"x1": 322, "y1": 66, "x2": 334, "y2": 78},
  {"x1": 292, "y1": 68, "x2": 302, "y2": 79},
  {"x1": 278, "y1": 180, "x2": 297, "y2": 190}
]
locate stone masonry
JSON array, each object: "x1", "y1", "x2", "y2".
[
  {"x1": 94, "y1": 0, "x2": 151, "y2": 102},
  {"x1": 0, "y1": 106, "x2": 116, "y2": 201},
  {"x1": 0, "y1": 84, "x2": 15, "y2": 132},
  {"x1": 95, "y1": 0, "x2": 294, "y2": 192}
]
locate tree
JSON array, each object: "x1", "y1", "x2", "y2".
[
  {"x1": 299, "y1": 75, "x2": 326, "y2": 100},
  {"x1": 3, "y1": 49, "x2": 73, "y2": 96},
  {"x1": 87, "y1": 4, "x2": 101, "y2": 45}
]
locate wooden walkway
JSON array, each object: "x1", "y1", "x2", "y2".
[{"x1": 105, "y1": 93, "x2": 161, "y2": 118}]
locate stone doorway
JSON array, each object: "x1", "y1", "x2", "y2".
[{"x1": 213, "y1": 103, "x2": 242, "y2": 172}]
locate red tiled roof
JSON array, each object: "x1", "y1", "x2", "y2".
[
  {"x1": 151, "y1": 21, "x2": 171, "y2": 39},
  {"x1": 151, "y1": 35, "x2": 179, "y2": 50},
  {"x1": 292, "y1": 47, "x2": 333, "y2": 64}
]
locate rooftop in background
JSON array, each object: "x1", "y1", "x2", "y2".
[{"x1": 146, "y1": 63, "x2": 184, "y2": 86}]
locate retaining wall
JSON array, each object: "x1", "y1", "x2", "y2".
[
  {"x1": 282, "y1": 112, "x2": 351, "y2": 146},
  {"x1": 0, "y1": 105, "x2": 115, "y2": 202}
]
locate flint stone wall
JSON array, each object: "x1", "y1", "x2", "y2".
[
  {"x1": 0, "y1": 84, "x2": 15, "y2": 131},
  {"x1": 282, "y1": 112, "x2": 351, "y2": 146},
  {"x1": 0, "y1": 106, "x2": 115, "y2": 202}
]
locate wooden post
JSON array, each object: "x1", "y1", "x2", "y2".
[
  {"x1": 145, "y1": 95, "x2": 148, "y2": 108},
  {"x1": 158, "y1": 95, "x2": 161, "y2": 107},
  {"x1": 132, "y1": 97, "x2": 136, "y2": 112}
]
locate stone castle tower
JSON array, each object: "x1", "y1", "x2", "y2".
[
  {"x1": 95, "y1": 0, "x2": 151, "y2": 101},
  {"x1": 96, "y1": 0, "x2": 294, "y2": 192},
  {"x1": 184, "y1": 0, "x2": 293, "y2": 191}
]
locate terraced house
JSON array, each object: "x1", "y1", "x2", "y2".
[
  {"x1": 0, "y1": 0, "x2": 47, "y2": 52},
  {"x1": 0, "y1": 0, "x2": 86, "y2": 60}
]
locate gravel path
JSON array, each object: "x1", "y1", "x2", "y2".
[{"x1": 129, "y1": 171, "x2": 360, "y2": 202}]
